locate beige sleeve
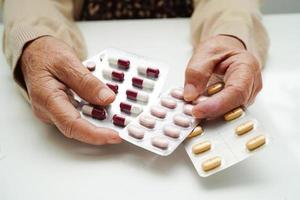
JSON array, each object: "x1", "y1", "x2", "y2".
[
  {"x1": 191, "y1": 0, "x2": 269, "y2": 67},
  {"x1": 2, "y1": 0, "x2": 87, "y2": 99}
]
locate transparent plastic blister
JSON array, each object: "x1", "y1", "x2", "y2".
[
  {"x1": 120, "y1": 88, "x2": 200, "y2": 156},
  {"x1": 184, "y1": 109, "x2": 270, "y2": 177},
  {"x1": 71, "y1": 48, "x2": 169, "y2": 131}
]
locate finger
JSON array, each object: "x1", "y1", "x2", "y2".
[
  {"x1": 183, "y1": 50, "x2": 235, "y2": 101},
  {"x1": 51, "y1": 57, "x2": 115, "y2": 106},
  {"x1": 45, "y1": 89, "x2": 121, "y2": 145},
  {"x1": 192, "y1": 64, "x2": 254, "y2": 119}
]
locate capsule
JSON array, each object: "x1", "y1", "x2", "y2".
[
  {"x1": 173, "y1": 114, "x2": 191, "y2": 128},
  {"x1": 183, "y1": 104, "x2": 194, "y2": 116},
  {"x1": 138, "y1": 66, "x2": 160, "y2": 78},
  {"x1": 85, "y1": 61, "x2": 96, "y2": 71},
  {"x1": 139, "y1": 114, "x2": 156, "y2": 129},
  {"x1": 82, "y1": 104, "x2": 106, "y2": 120},
  {"x1": 126, "y1": 89, "x2": 149, "y2": 102},
  {"x1": 207, "y1": 82, "x2": 224, "y2": 96},
  {"x1": 202, "y1": 156, "x2": 222, "y2": 172},
  {"x1": 150, "y1": 105, "x2": 167, "y2": 119},
  {"x1": 151, "y1": 137, "x2": 169, "y2": 149},
  {"x1": 192, "y1": 141, "x2": 211, "y2": 154},
  {"x1": 112, "y1": 114, "x2": 130, "y2": 127},
  {"x1": 120, "y1": 102, "x2": 143, "y2": 115},
  {"x1": 235, "y1": 121, "x2": 254, "y2": 136},
  {"x1": 163, "y1": 125, "x2": 180, "y2": 138},
  {"x1": 170, "y1": 88, "x2": 184, "y2": 100},
  {"x1": 188, "y1": 126, "x2": 204, "y2": 138},
  {"x1": 108, "y1": 57, "x2": 130, "y2": 70},
  {"x1": 106, "y1": 82, "x2": 118, "y2": 94},
  {"x1": 103, "y1": 68, "x2": 124, "y2": 81},
  {"x1": 224, "y1": 107, "x2": 243, "y2": 121},
  {"x1": 132, "y1": 77, "x2": 155, "y2": 90},
  {"x1": 160, "y1": 97, "x2": 177, "y2": 109},
  {"x1": 127, "y1": 125, "x2": 145, "y2": 139},
  {"x1": 246, "y1": 135, "x2": 266, "y2": 151}
]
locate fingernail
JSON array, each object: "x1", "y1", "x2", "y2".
[
  {"x1": 184, "y1": 84, "x2": 197, "y2": 101},
  {"x1": 98, "y1": 88, "x2": 115, "y2": 102}
]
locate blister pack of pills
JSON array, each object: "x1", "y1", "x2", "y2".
[
  {"x1": 71, "y1": 48, "x2": 169, "y2": 130},
  {"x1": 120, "y1": 88, "x2": 201, "y2": 156},
  {"x1": 184, "y1": 106, "x2": 270, "y2": 177}
]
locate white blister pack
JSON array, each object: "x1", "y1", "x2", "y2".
[
  {"x1": 71, "y1": 48, "x2": 169, "y2": 130},
  {"x1": 120, "y1": 88, "x2": 200, "y2": 156},
  {"x1": 184, "y1": 107, "x2": 270, "y2": 177}
]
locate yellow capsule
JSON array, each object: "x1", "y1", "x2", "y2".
[
  {"x1": 192, "y1": 141, "x2": 211, "y2": 154},
  {"x1": 207, "y1": 82, "x2": 224, "y2": 96},
  {"x1": 235, "y1": 121, "x2": 254, "y2": 136},
  {"x1": 202, "y1": 156, "x2": 222, "y2": 172},
  {"x1": 246, "y1": 135, "x2": 266, "y2": 151},
  {"x1": 224, "y1": 107, "x2": 243, "y2": 121},
  {"x1": 188, "y1": 126, "x2": 203, "y2": 138}
]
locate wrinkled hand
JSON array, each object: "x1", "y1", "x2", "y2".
[
  {"x1": 20, "y1": 36, "x2": 122, "y2": 145},
  {"x1": 184, "y1": 35, "x2": 262, "y2": 119}
]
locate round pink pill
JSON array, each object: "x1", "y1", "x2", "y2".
[
  {"x1": 150, "y1": 106, "x2": 167, "y2": 119},
  {"x1": 160, "y1": 97, "x2": 177, "y2": 109},
  {"x1": 183, "y1": 104, "x2": 194, "y2": 116},
  {"x1": 151, "y1": 137, "x2": 169, "y2": 150},
  {"x1": 139, "y1": 114, "x2": 156, "y2": 129},
  {"x1": 164, "y1": 125, "x2": 180, "y2": 138},
  {"x1": 170, "y1": 88, "x2": 184, "y2": 100},
  {"x1": 127, "y1": 125, "x2": 145, "y2": 139},
  {"x1": 173, "y1": 114, "x2": 191, "y2": 127}
]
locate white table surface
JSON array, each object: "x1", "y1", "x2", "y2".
[{"x1": 1, "y1": 14, "x2": 300, "y2": 200}]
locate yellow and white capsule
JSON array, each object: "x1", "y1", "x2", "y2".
[
  {"x1": 188, "y1": 126, "x2": 203, "y2": 138},
  {"x1": 246, "y1": 135, "x2": 266, "y2": 151},
  {"x1": 192, "y1": 141, "x2": 211, "y2": 154},
  {"x1": 224, "y1": 107, "x2": 243, "y2": 121},
  {"x1": 235, "y1": 121, "x2": 254, "y2": 135},
  {"x1": 202, "y1": 156, "x2": 222, "y2": 172},
  {"x1": 207, "y1": 82, "x2": 224, "y2": 96}
]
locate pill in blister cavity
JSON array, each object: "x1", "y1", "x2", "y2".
[
  {"x1": 207, "y1": 82, "x2": 224, "y2": 96},
  {"x1": 173, "y1": 114, "x2": 191, "y2": 127},
  {"x1": 202, "y1": 156, "x2": 222, "y2": 172},
  {"x1": 224, "y1": 107, "x2": 243, "y2": 121},
  {"x1": 246, "y1": 135, "x2": 266, "y2": 151},
  {"x1": 85, "y1": 61, "x2": 96, "y2": 71},
  {"x1": 120, "y1": 102, "x2": 143, "y2": 115},
  {"x1": 192, "y1": 141, "x2": 211, "y2": 154},
  {"x1": 106, "y1": 82, "x2": 118, "y2": 94},
  {"x1": 160, "y1": 97, "x2": 177, "y2": 109},
  {"x1": 163, "y1": 125, "x2": 180, "y2": 138},
  {"x1": 138, "y1": 66, "x2": 160, "y2": 78},
  {"x1": 188, "y1": 126, "x2": 203, "y2": 138},
  {"x1": 151, "y1": 137, "x2": 169, "y2": 149},
  {"x1": 112, "y1": 114, "x2": 130, "y2": 127},
  {"x1": 170, "y1": 88, "x2": 184, "y2": 100},
  {"x1": 103, "y1": 68, "x2": 124, "y2": 81},
  {"x1": 108, "y1": 57, "x2": 130, "y2": 70},
  {"x1": 126, "y1": 89, "x2": 149, "y2": 102},
  {"x1": 150, "y1": 105, "x2": 167, "y2": 118},
  {"x1": 132, "y1": 77, "x2": 155, "y2": 90},
  {"x1": 235, "y1": 121, "x2": 254, "y2": 136},
  {"x1": 183, "y1": 104, "x2": 194, "y2": 116},
  {"x1": 192, "y1": 96, "x2": 208, "y2": 105},
  {"x1": 82, "y1": 105, "x2": 106, "y2": 120},
  {"x1": 127, "y1": 125, "x2": 145, "y2": 139},
  {"x1": 139, "y1": 114, "x2": 156, "y2": 129}
]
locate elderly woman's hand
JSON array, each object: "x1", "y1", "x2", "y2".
[
  {"x1": 184, "y1": 35, "x2": 262, "y2": 119},
  {"x1": 20, "y1": 36, "x2": 122, "y2": 145}
]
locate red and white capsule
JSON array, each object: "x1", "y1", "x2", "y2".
[
  {"x1": 112, "y1": 114, "x2": 131, "y2": 127},
  {"x1": 103, "y1": 68, "x2": 124, "y2": 81},
  {"x1": 137, "y1": 66, "x2": 160, "y2": 78},
  {"x1": 106, "y1": 82, "x2": 118, "y2": 94},
  {"x1": 120, "y1": 102, "x2": 143, "y2": 115},
  {"x1": 108, "y1": 57, "x2": 130, "y2": 70},
  {"x1": 126, "y1": 89, "x2": 149, "y2": 102},
  {"x1": 132, "y1": 77, "x2": 154, "y2": 90},
  {"x1": 82, "y1": 105, "x2": 106, "y2": 120}
]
